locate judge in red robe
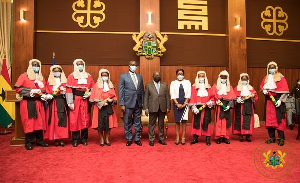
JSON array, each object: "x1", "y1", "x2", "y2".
[
  {"x1": 260, "y1": 61, "x2": 289, "y2": 146},
  {"x1": 14, "y1": 59, "x2": 49, "y2": 150},
  {"x1": 66, "y1": 59, "x2": 94, "y2": 147},
  {"x1": 189, "y1": 71, "x2": 214, "y2": 146},
  {"x1": 212, "y1": 70, "x2": 236, "y2": 144},
  {"x1": 233, "y1": 73, "x2": 258, "y2": 142},
  {"x1": 44, "y1": 65, "x2": 69, "y2": 146},
  {"x1": 90, "y1": 69, "x2": 118, "y2": 146}
]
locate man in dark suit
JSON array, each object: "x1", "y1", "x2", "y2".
[
  {"x1": 118, "y1": 60, "x2": 144, "y2": 146},
  {"x1": 144, "y1": 71, "x2": 170, "y2": 146}
]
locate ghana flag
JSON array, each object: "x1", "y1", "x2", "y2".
[{"x1": 0, "y1": 59, "x2": 15, "y2": 128}]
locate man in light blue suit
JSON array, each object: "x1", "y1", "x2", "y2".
[{"x1": 118, "y1": 60, "x2": 144, "y2": 146}]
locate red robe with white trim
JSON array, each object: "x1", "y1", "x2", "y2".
[
  {"x1": 260, "y1": 76, "x2": 289, "y2": 131},
  {"x1": 189, "y1": 85, "x2": 214, "y2": 136},
  {"x1": 233, "y1": 87, "x2": 258, "y2": 136},
  {"x1": 14, "y1": 73, "x2": 47, "y2": 133},
  {"x1": 212, "y1": 84, "x2": 236, "y2": 139},
  {"x1": 44, "y1": 83, "x2": 69, "y2": 140},
  {"x1": 90, "y1": 85, "x2": 118, "y2": 129},
  {"x1": 66, "y1": 73, "x2": 94, "y2": 131}
]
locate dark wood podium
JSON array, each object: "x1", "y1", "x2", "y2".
[{"x1": 5, "y1": 90, "x2": 25, "y2": 146}]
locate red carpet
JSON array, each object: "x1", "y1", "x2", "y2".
[{"x1": 0, "y1": 124, "x2": 299, "y2": 183}]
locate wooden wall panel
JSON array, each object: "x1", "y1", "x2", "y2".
[
  {"x1": 226, "y1": 0, "x2": 247, "y2": 85},
  {"x1": 12, "y1": 0, "x2": 35, "y2": 84},
  {"x1": 248, "y1": 67, "x2": 300, "y2": 120},
  {"x1": 139, "y1": 0, "x2": 160, "y2": 86}
]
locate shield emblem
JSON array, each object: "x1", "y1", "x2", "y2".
[{"x1": 143, "y1": 41, "x2": 157, "y2": 55}]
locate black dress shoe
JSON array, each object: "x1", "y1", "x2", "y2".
[
  {"x1": 190, "y1": 139, "x2": 198, "y2": 145},
  {"x1": 278, "y1": 139, "x2": 285, "y2": 146},
  {"x1": 222, "y1": 138, "x2": 230, "y2": 144},
  {"x1": 59, "y1": 140, "x2": 65, "y2": 147},
  {"x1": 216, "y1": 139, "x2": 221, "y2": 144},
  {"x1": 105, "y1": 141, "x2": 111, "y2": 146},
  {"x1": 175, "y1": 141, "x2": 180, "y2": 145},
  {"x1": 54, "y1": 140, "x2": 59, "y2": 146},
  {"x1": 81, "y1": 141, "x2": 88, "y2": 146},
  {"x1": 265, "y1": 138, "x2": 276, "y2": 144},
  {"x1": 289, "y1": 124, "x2": 294, "y2": 130},
  {"x1": 246, "y1": 135, "x2": 251, "y2": 142},
  {"x1": 25, "y1": 144, "x2": 33, "y2": 150},
  {"x1": 206, "y1": 136, "x2": 211, "y2": 146},
  {"x1": 159, "y1": 140, "x2": 167, "y2": 145},
  {"x1": 126, "y1": 141, "x2": 132, "y2": 146},
  {"x1": 100, "y1": 143, "x2": 104, "y2": 147},
  {"x1": 72, "y1": 142, "x2": 78, "y2": 147},
  {"x1": 135, "y1": 140, "x2": 142, "y2": 146},
  {"x1": 37, "y1": 142, "x2": 49, "y2": 147},
  {"x1": 239, "y1": 135, "x2": 244, "y2": 142},
  {"x1": 149, "y1": 141, "x2": 154, "y2": 146}
]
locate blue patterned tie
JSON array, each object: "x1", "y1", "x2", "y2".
[{"x1": 155, "y1": 82, "x2": 160, "y2": 94}]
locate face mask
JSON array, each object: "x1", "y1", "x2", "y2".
[
  {"x1": 199, "y1": 78, "x2": 205, "y2": 83},
  {"x1": 102, "y1": 76, "x2": 109, "y2": 81},
  {"x1": 129, "y1": 66, "x2": 137, "y2": 72},
  {"x1": 154, "y1": 77, "x2": 161, "y2": 83},
  {"x1": 53, "y1": 72, "x2": 61, "y2": 77},
  {"x1": 78, "y1": 65, "x2": 84, "y2": 72},
  {"x1": 242, "y1": 81, "x2": 248, "y2": 85},
  {"x1": 220, "y1": 79, "x2": 227, "y2": 84},
  {"x1": 298, "y1": 81, "x2": 300, "y2": 85},
  {"x1": 32, "y1": 66, "x2": 40, "y2": 73},
  {"x1": 269, "y1": 68, "x2": 276, "y2": 74},
  {"x1": 177, "y1": 75, "x2": 184, "y2": 81}
]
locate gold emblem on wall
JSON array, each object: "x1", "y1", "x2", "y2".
[
  {"x1": 72, "y1": 0, "x2": 105, "y2": 28},
  {"x1": 261, "y1": 6, "x2": 288, "y2": 36},
  {"x1": 132, "y1": 31, "x2": 168, "y2": 59},
  {"x1": 178, "y1": 0, "x2": 208, "y2": 30}
]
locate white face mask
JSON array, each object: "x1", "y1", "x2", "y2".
[
  {"x1": 298, "y1": 81, "x2": 300, "y2": 85},
  {"x1": 220, "y1": 79, "x2": 227, "y2": 84},
  {"x1": 199, "y1": 78, "x2": 205, "y2": 83},
  {"x1": 269, "y1": 68, "x2": 276, "y2": 74},
  {"x1": 102, "y1": 76, "x2": 109, "y2": 81},
  {"x1": 53, "y1": 72, "x2": 61, "y2": 77}
]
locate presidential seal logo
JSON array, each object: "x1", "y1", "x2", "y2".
[{"x1": 254, "y1": 138, "x2": 295, "y2": 179}]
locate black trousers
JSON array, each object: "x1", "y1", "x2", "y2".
[
  {"x1": 148, "y1": 108, "x2": 166, "y2": 142},
  {"x1": 267, "y1": 127, "x2": 285, "y2": 140},
  {"x1": 25, "y1": 130, "x2": 44, "y2": 145},
  {"x1": 72, "y1": 128, "x2": 88, "y2": 143}
]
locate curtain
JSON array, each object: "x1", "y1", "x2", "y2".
[{"x1": 0, "y1": 0, "x2": 12, "y2": 78}]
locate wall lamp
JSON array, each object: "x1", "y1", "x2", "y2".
[
  {"x1": 20, "y1": 9, "x2": 26, "y2": 21},
  {"x1": 147, "y1": 12, "x2": 152, "y2": 24},
  {"x1": 235, "y1": 17, "x2": 240, "y2": 28}
]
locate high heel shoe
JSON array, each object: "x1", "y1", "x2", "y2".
[
  {"x1": 105, "y1": 141, "x2": 111, "y2": 146},
  {"x1": 181, "y1": 137, "x2": 186, "y2": 145},
  {"x1": 175, "y1": 136, "x2": 180, "y2": 145}
]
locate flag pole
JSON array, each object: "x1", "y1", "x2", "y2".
[{"x1": 0, "y1": 56, "x2": 12, "y2": 135}]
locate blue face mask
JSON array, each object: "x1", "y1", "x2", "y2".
[
  {"x1": 177, "y1": 75, "x2": 184, "y2": 81},
  {"x1": 242, "y1": 81, "x2": 248, "y2": 85},
  {"x1": 129, "y1": 66, "x2": 137, "y2": 72},
  {"x1": 102, "y1": 76, "x2": 109, "y2": 81},
  {"x1": 53, "y1": 72, "x2": 61, "y2": 77},
  {"x1": 77, "y1": 65, "x2": 84, "y2": 72},
  {"x1": 269, "y1": 69, "x2": 276, "y2": 74},
  {"x1": 32, "y1": 66, "x2": 40, "y2": 73}
]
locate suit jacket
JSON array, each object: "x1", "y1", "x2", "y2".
[
  {"x1": 143, "y1": 81, "x2": 171, "y2": 113},
  {"x1": 118, "y1": 72, "x2": 144, "y2": 108}
]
